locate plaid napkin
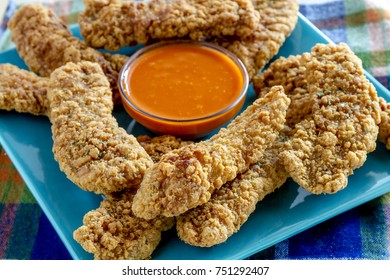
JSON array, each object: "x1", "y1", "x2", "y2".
[{"x1": 0, "y1": 0, "x2": 389, "y2": 260}]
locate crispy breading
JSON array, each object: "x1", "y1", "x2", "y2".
[
  {"x1": 7, "y1": 4, "x2": 128, "y2": 105},
  {"x1": 73, "y1": 189, "x2": 175, "y2": 260},
  {"x1": 281, "y1": 43, "x2": 381, "y2": 194},
  {"x1": 78, "y1": 0, "x2": 260, "y2": 51},
  {"x1": 48, "y1": 61, "x2": 153, "y2": 195},
  {"x1": 176, "y1": 139, "x2": 288, "y2": 247},
  {"x1": 378, "y1": 97, "x2": 390, "y2": 150},
  {"x1": 253, "y1": 53, "x2": 315, "y2": 126},
  {"x1": 0, "y1": 64, "x2": 49, "y2": 116},
  {"x1": 102, "y1": 52, "x2": 130, "y2": 73},
  {"x1": 132, "y1": 86, "x2": 290, "y2": 220},
  {"x1": 137, "y1": 135, "x2": 193, "y2": 163},
  {"x1": 214, "y1": 0, "x2": 299, "y2": 78}
]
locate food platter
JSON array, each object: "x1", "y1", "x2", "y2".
[{"x1": 1, "y1": 13, "x2": 390, "y2": 260}]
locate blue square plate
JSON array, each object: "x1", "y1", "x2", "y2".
[{"x1": 1, "y1": 14, "x2": 389, "y2": 260}]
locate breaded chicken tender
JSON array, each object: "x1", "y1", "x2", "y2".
[
  {"x1": 214, "y1": 0, "x2": 299, "y2": 79},
  {"x1": 48, "y1": 61, "x2": 153, "y2": 195},
  {"x1": 281, "y1": 43, "x2": 381, "y2": 194},
  {"x1": 8, "y1": 4, "x2": 129, "y2": 105},
  {"x1": 0, "y1": 64, "x2": 49, "y2": 116},
  {"x1": 378, "y1": 97, "x2": 390, "y2": 150},
  {"x1": 132, "y1": 86, "x2": 290, "y2": 220},
  {"x1": 79, "y1": 0, "x2": 260, "y2": 51},
  {"x1": 253, "y1": 53, "x2": 315, "y2": 126},
  {"x1": 73, "y1": 189, "x2": 175, "y2": 260},
  {"x1": 176, "y1": 139, "x2": 288, "y2": 247}
]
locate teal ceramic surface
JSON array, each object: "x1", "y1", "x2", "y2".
[{"x1": 1, "y1": 14, "x2": 389, "y2": 260}]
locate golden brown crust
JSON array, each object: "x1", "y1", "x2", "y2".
[
  {"x1": 101, "y1": 52, "x2": 129, "y2": 73},
  {"x1": 176, "y1": 139, "x2": 288, "y2": 247},
  {"x1": 137, "y1": 135, "x2": 193, "y2": 163},
  {"x1": 79, "y1": 0, "x2": 261, "y2": 51},
  {"x1": 48, "y1": 61, "x2": 153, "y2": 195},
  {"x1": 132, "y1": 86, "x2": 290, "y2": 220},
  {"x1": 7, "y1": 4, "x2": 127, "y2": 105},
  {"x1": 281, "y1": 43, "x2": 381, "y2": 194},
  {"x1": 214, "y1": 0, "x2": 299, "y2": 78},
  {"x1": 253, "y1": 53, "x2": 315, "y2": 127},
  {"x1": 378, "y1": 97, "x2": 390, "y2": 150},
  {"x1": 73, "y1": 189, "x2": 175, "y2": 260},
  {"x1": 0, "y1": 64, "x2": 49, "y2": 116}
]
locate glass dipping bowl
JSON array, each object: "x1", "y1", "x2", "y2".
[{"x1": 118, "y1": 40, "x2": 249, "y2": 139}]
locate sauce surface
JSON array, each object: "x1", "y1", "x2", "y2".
[{"x1": 125, "y1": 44, "x2": 245, "y2": 120}]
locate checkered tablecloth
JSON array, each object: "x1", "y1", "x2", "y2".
[{"x1": 1, "y1": 0, "x2": 389, "y2": 259}]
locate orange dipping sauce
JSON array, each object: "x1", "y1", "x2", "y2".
[{"x1": 119, "y1": 41, "x2": 248, "y2": 139}]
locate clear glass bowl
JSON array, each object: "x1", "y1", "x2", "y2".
[{"x1": 118, "y1": 40, "x2": 249, "y2": 139}]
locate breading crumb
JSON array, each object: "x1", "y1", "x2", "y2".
[
  {"x1": 79, "y1": 0, "x2": 261, "y2": 51},
  {"x1": 48, "y1": 61, "x2": 153, "y2": 195},
  {"x1": 281, "y1": 43, "x2": 381, "y2": 194}
]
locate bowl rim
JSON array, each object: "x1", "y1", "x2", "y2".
[{"x1": 118, "y1": 40, "x2": 249, "y2": 123}]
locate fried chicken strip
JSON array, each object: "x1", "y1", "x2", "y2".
[
  {"x1": 0, "y1": 64, "x2": 49, "y2": 116},
  {"x1": 176, "y1": 139, "x2": 288, "y2": 247},
  {"x1": 214, "y1": 0, "x2": 299, "y2": 78},
  {"x1": 132, "y1": 86, "x2": 290, "y2": 220},
  {"x1": 48, "y1": 61, "x2": 153, "y2": 195},
  {"x1": 281, "y1": 43, "x2": 381, "y2": 194},
  {"x1": 253, "y1": 52, "x2": 315, "y2": 125},
  {"x1": 176, "y1": 54, "x2": 312, "y2": 247},
  {"x1": 73, "y1": 189, "x2": 175, "y2": 260},
  {"x1": 79, "y1": 0, "x2": 260, "y2": 51},
  {"x1": 7, "y1": 4, "x2": 129, "y2": 105},
  {"x1": 378, "y1": 97, "x2": 390, "y2": 150}
]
